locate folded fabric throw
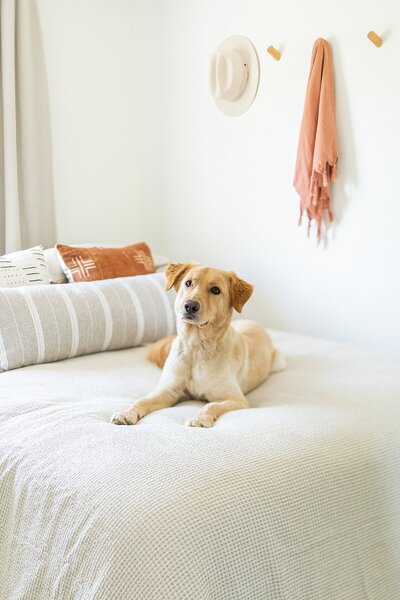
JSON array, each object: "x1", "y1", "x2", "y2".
[{"x1": 294, "y1": 38, "x2": 338, "y2": 240}]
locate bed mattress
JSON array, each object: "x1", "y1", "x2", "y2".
[{"x1": 0, "y1": 329, "x2": 399, "y2": 599}]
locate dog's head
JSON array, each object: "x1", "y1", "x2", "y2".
[{"x1": 165, "y1": 263, "x2": 253, "y2": 329}]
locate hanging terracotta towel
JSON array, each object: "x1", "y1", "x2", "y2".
[{"x1": 294, "y1": 38, "x2": 338, "y2": 240}]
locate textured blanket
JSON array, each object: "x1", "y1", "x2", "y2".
[{"x1": 0, "y1": 330, "x2": 399, "y2": 599}]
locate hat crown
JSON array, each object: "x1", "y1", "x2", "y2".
[{"x1": 210, "y1": 50, "x2": 248, "y2": 102}]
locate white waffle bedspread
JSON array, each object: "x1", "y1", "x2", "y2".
[{"x1": 0, "y1": 330, "x2": 399, "y2": 599}]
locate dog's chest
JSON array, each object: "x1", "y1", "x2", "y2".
[
  {"x1": 187, "y1": 361, "x2": 211, "y2": 397},
  {"x1": 184, "y1": 353, "x2": 230, "y2": 398}
]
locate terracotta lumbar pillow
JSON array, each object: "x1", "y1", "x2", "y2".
[{"x1": 56, "y1": 242, "x2": 155, "y2": 283}]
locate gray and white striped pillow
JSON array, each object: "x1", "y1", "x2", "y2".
[
  {"x1": 0, "y1": 246, "x2": 50, "y2": 287},
  {"x1": 0, "y1": 272, "x2": 176, "y2": 372}
]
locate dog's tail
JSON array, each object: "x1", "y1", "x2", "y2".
[
  {"x1": 146, "y1": 335, "x2": 176, "y2": 368},
  {"x1": 271, "y1": 348, "x2": 286, "y2": 373}
]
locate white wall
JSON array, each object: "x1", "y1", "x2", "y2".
[
  {"x1": 36, "y1": 0, "x2": 166, "y2": 251},
  {"x1": 36, "y1": 0, "x2": 399, "y2": 351},
  {"x1": 162, "y1": 0, "x2": 400, "y2": 351}
]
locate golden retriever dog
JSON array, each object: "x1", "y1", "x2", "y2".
[{"x1": 111, "y1": 263, "x2": 285, "y2": 428}]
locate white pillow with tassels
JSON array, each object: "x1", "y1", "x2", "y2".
[{"x1": 0, "y1": 246, "x2": 50, "y2": 287}]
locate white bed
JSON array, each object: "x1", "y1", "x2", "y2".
[{"x1": 0, "y1": 329, "x2": 399, "y2": 599}]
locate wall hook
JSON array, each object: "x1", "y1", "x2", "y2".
[
  {"x1": 267, "y1": 46, "x2": 281, "y2": 61},
  {"x1": 367, "y1": 31, "x2": 383, "y2": 47}
]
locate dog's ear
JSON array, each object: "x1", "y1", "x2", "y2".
[
  {"x1": 165, "y1": 263, "x2": 195, "y2": 291},
  {"x1": 230, "y1": 273, "x2": 254, "y2": 313}
]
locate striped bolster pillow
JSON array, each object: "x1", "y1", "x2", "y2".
[{"x1": 0, "y1": 273, "x2": 176, "y2": 372}]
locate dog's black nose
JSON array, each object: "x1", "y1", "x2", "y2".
[{"x1": 184, "y1": 300, "x2": 200, "y2": 315}]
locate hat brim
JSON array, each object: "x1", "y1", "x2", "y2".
[{"x1": 212, "y1": 35, "x2": 260, "y2": 117}]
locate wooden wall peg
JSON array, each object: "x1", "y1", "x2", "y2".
[
  {"x1": 267, "y1": 46, "x2": 281, "y2": 61},
  {"x1": 367, "y1": 31, "x2": 383, "y2": 47}
]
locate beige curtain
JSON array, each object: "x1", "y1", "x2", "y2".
[{"x1": 0, "y1": 0, "x2": 55, "y2": 255}]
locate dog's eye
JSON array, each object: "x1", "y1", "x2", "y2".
[
  {"x1": 210, "y1": 286, "x2": 221, "y2": 295},
  {"x1": 185, "y1": 280, "x2": 192, "y2": 287}
]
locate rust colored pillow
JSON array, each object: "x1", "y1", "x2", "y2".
[{"x1": 55, "y1": 242, "x2": 156, "y2": 282}]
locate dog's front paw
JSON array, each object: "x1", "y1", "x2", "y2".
[
  {"x1": 186, "y1": 415, "x2": 214, "y2": 428},
  {"x1": 111, "y1": 408, "x2": 141, "y2": 425}
]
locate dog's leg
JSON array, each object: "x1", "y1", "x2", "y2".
[
  {"x1": 111, "y1": 388, "x2": 182, "y2": 425},
  {"x1": 186, "y1": 396, "x2": 248, "y2": 428}
]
